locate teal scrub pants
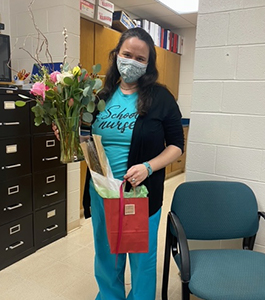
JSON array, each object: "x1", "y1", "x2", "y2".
[{"x1": 89, "y1": 182, "x2": 162, "y2": 300}]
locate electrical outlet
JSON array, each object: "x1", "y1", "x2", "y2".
[{"x1": 0, "y1": 23, "x2": 4, "y2": 30}]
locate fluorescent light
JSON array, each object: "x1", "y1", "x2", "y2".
[{"x1": 156, "y1": 0, "x2": 199, "y2": 14}]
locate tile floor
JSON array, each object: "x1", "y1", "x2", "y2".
[{"x1": 0, "y1": 173, "x2": 198, "y2": 300}]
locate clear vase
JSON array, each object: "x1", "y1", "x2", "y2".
[{"x1": 56, "y1": 116, "x2": 84, "y2": 164}]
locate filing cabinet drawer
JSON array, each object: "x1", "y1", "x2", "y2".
[
  {"x1": 35, "y1": 201, "x2": 66, "y2": 248},
  {"x1": 31, "y1": 122, "x2": 53, "y2": 135},
  {"x1": 0, "y1": 214, "x2": 34, "y2": 262},
  {"x1": 0, "y1": 96, "x2": 30, "y2": 137},
  {"x1": 32, "y1": 134, "x2": 61, "y2": 171},
  {"x1": 33, "y1": 167, "x2": 66, "y2": 209},
  {"x1": 0, "y1": 136, "x2": 31, "y2": 181},
  {"x1": 0, "y1": 175, "x2": 33, "y2": 225}
]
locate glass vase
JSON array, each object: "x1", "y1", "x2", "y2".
[{"x1": 55, "y1": 116, "x2": 84, "y2": 164}]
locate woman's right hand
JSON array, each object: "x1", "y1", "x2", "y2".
[{"x1": 52, "y1": 122, "x2": 60, "y2": 141}]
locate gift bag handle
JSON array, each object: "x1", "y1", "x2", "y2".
[{"x1": 116, "y1": 179, "x2": 126, "y2": 256}]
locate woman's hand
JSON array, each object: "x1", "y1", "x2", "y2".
[
  {"x1": 124, "y1": 164, "x2": 148, "y2": 187},
  {"x1": 52, "y1": 122, "x2": 60, "y2": 141}
]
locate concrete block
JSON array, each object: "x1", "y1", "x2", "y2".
[
  {"x1": 67, "y1": 168, "x2": 81, "y2": 193},
  {"x1": 178, "y1": 83, "x2": 193, "y2": 95},
  {"x1": 9, "y1": 0, "x2": 30, "y2": 13},
  {"x1": 178, "y1": 95, "x2": 192, "y2": 107},
  {"x1": 17, "y1": 10, "x2": 48, "y2": 37},
  {"x1": 186, "y1": 170, "x2": 227, "y2": 181},
  {"x1": 186, "y1": 142, "x2": 217, "y2": 173},
  {"x1": 222, "y1": 81, "x2": 265, "y2": 115},
  {"x1": 199, "y1": 0, "x2": 243, "y2": 13},
  {"x1": 261, "y1": 151, "x2": 265, "y2": 183},
  {"x1": 228, "y1": 8, "x2": 265, "y2": 45},
  {"x1": 254, "y1": 244, "x2": 265, "y2": 254},
  {"x1": 180, "y1": 57, "x2": 195, "y2": 72},
  {"x1": 194, "y1": 47, "x2": 238, "y2": 80},
  {"x1": 192, "y1": 81, "x2": 223, "y2": 112},
  {"x1": 230, "y1": 115, "x2": 265, "y2": 149},
  {"x1": 178, "y1": 105, "x2": 191, "y2": 119},
  {"x1": 64, "y1": 33, "x2": 80, "y2": 59},
  {"x1": 179, "y1": 71, "x2": 194, "y2": 84},
  {"x1": 67, "y1": 190, "x2": 80, "y2": 213},
  {"x1": 67, "y1": 161, "x2": 81, "y2": 171},
  {"x1": 196, "y1": 13, "x2": 229, "y2": 47},
  {"x1": 12, "y1": 36, "x2": 33, "y2": 60},
  {"x1": 188, "y1": 113, "x2": 231, "y2": 145},
  {"x1": 216, "y1": 146, "x2": 262, "y2": 180},
  {"x1": 241, "y1": 1, "x2": 265, "y2": 9},
  {"x1": 237, "y1": 45, "x2": 265, "y2": 79}
]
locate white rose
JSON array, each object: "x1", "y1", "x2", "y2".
[{"x1": 56, "y1": 72, "x2": 74, "y2": 84}]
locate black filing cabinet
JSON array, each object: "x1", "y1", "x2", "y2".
[{"x1": 0, "y1": 88, "x2": 67, "y2": 270}]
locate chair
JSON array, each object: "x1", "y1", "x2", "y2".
[{"x1": 162, "y1": 181, "x2": 265, "y2": 300}]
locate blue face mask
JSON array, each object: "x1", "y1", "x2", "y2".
[{"x1": 117, "y1": 55, "x2": 148, "y2": 83}]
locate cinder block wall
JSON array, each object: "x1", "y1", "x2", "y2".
[
  {"x1": 6, "y1": 0, "x2": 81, "y2": 231},
  {"x1": 186, "y1": 1, "x2": 265, "y2": 253},
  {"x1": 177, "y1": 27, "x2": 196, "y2": 119}
]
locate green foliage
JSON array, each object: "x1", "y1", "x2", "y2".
[
  {"x1": 93, "y1": 78, "x2": 102, "y2": 90},
  {"x1": 63, "y1": 77, "x2": 74, "y2": 86},
  {"x1": 16, "y1": 64, "x2": 105, "y2": 126},
  {"x1": 87, "y1": 101, "x2": 95, "y2": 113},
  {"x1": 15, "y1": 100, "x2": 27, "y2": 107},
  {"x1": 92, "y1": 64, "x2": 101, "y2": 74},
  {"x1": 82, "y1": 111, "x2": 93, "y2": 123},
  {"x1": 97, "y1": 99, "x2": 106, "y2": 112}
]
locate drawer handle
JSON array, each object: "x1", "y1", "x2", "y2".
[
  {"x1": 3, "y1": 122, "x2": 20, "y2": 126},
  {"x1": 4, "y1": 203, "x2": 23, "y2": 211},
  {"x1": 3, "y1": 164, "x2": 22, "y2": 169},
  {"x1": 10, "y1": 224, "x2": 21, "y2": 235},
  {"x1": 7, "y1": 241, "x2": 24, "y2": 250},
  {"x1": 46, "y1": 139, "x2": 55, "y2": 147},
  {"x1": 8, "y1": 185, "x2": 20, "y2": 195},
  {"x1": 42, "y1": 156, "x2": 58, "y2": 161},
  {"x1": 46, "y1": 175, "x2": 56, "y2": 184},
  {"x1": 44, "y1": 224, "x2": 58, "y2": 232},
  {"x1": 43, "y1": 191, "x2": 58, "y2": 197}
]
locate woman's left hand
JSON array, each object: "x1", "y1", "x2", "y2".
[{"x1": 124, "y1": 164, "x2": 148, "y2": 187}]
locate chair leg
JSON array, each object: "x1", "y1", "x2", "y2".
[
  {"x1": 182, "y1": 282, "x2": 190, "y2": 300},
  {"x1": 162, "y1": 218, "x2": 172, "y2": 300}
]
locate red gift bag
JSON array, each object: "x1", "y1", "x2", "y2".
[{"x1": 103, "y1": 180, "x2": 149, "y2": 254}]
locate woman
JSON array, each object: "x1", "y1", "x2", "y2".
[{"x1": 83, "y1": 27, "x2": 184, "y2": 300}]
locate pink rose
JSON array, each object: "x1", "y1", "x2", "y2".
[
  {"x1": 31, "y1": 82, "x2": 47, "y2": 99},
  {"x1": 50, "y1": 71, "x2": 61, "y2": 83},
  {"x1": 68, "y1": 98, "x2": 74, "y2": 107}
]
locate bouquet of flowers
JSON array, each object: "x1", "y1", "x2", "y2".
[
  {"x1": 12, "y1": 3, "x2": 105, "y2": 164},
  {"x1": 16, "y1": 63, "x2": 105, "y2": 163}
]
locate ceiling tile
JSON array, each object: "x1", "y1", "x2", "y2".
[
  {"x1": 157, "y1": 14, "x2": 195, "y2": 29},
  {"x1": 127, "y1": 3, "x2": 175, "y2": 18},
  {"x1": 180, "y1": 13, "x2": 197, "y2": 25},
  {"x1": 111, "y1": 0, "x2": 155, "y2": 7},
  {"x1": 111, "y1": 0, "x2": 197, "y2": 29}
]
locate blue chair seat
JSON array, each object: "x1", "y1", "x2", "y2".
[{"x1": 175, "y1": 249, "x2": 265, "y2": 300}]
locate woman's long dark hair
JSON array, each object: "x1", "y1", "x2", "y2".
[{"x1": 99, "y1": 27, "x2": 159, "y2": 115}]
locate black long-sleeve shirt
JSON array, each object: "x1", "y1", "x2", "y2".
[{"x1": 83, "y1": 84, "x2": 184, "y2": 218}]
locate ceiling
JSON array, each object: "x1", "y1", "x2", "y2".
[{"x1": 111, "y1": 0, "x2": 197, "y2": 31}]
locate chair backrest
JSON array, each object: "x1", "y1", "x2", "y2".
[{"x1": 171, "y1": 181, "x2": 259, "y2": 240}]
